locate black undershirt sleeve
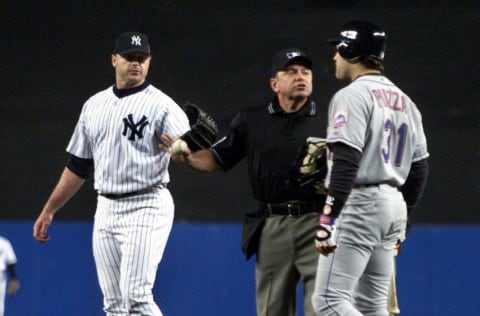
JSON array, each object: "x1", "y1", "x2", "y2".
[
  {"x1": 66, "y1": 154, "x2": 94, "y2": 179},
  {"x1": 400, "y1": 158, "x2": 429, "y2": 215},
  {"x1": 7, "y1": 263, "x2": 18, "y2": 280},
  {"x1": 326, "y1": 142, "x2": 362, "y2": 218}
]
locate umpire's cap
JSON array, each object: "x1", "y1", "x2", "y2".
[
  {"x1": 328, "y1": 21, "x2": 386, "y2": 61},
  {"x1": 271, "y1": 48, "x2": 313, "y2": 77},
  {"x1": 113, "y1": 32, "x2": 151, "y2": 55}
]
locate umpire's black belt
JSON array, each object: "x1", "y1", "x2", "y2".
[
  {"x1": 259, "y1": 200, "x2": 319, "y2": 217},
  {"x1": 99, "y1": 185, "x2": 166, "y2": 200}
]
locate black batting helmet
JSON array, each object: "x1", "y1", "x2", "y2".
[{"x1": 328, "y1": 21, "x2": 386, "y2": 61}]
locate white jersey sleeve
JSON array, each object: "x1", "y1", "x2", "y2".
[
  {"x1": 66, "y1": 84, "x2": 190, "y2": 194},
  {"x1": 326, "y1": 75, "x2": 429, "y2": 187},
  {"x1": 0, "y1": 237, "x2": 17, "y2": 272}
]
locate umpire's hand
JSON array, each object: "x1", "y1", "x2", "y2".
[{"x1": 33, "y1": 211, "x2": 53, "y2": 242}]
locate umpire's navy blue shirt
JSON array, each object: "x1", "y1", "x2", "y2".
[{"x1": 211, "y1": 97, "x2": 327, "y2": 203}]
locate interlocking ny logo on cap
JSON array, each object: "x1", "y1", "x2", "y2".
[{"x1": 131, "y1": 35, "x2": 142, "y2": 46}]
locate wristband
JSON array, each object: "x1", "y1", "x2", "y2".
[{"x1": 323, "y1": 194, "x2": 345, "y2": 218}]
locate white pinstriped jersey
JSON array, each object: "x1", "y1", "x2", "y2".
[
  {"x1": 67, "y1": 84, "x2": 190, "y2": 194},
  {"x1": 325, "y1": 74, "x2": 429, "y2": 188},
  {"x1": 0, "y1": 236, "x2": 16, "y2": 316},
  {"x1": 0, "y1": 237, "x2": 16, "y2": 274}
]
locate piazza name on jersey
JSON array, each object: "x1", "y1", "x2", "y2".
[{"x1": 371, "y1": 89, "x2": 407, "y2": 113}]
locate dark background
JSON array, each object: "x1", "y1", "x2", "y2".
[{"x1": 2, "y1": 1, "x2": 479, "y2": 223}]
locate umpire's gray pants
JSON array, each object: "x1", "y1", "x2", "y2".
[{"x1": 256, "y1": 212, "x2": 319, "y2": 316}]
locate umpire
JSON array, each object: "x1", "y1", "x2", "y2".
[{"x1": 162, "y1": 48, "x2": 326, "y2": 316}]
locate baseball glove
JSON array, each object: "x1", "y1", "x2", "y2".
[
  {"x1": 288, "y1": 137, "x2": 328, "y2": 195},
  {"x1": 180, "y1": 102, "x2": 219, "y2": 152}
]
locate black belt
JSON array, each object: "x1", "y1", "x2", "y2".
[
  {"x1": 259, "y1": 201, "x2": 319, "y2": 217},
  {"x1": 353, "y1": 183, "x2": 398, "y2": 190},
  {"x1": 99, "y1": 186, "x2": 163, "y2": 200},
  {"x1": 353, "y1": 183, "x2": 380, "y2": 188}
]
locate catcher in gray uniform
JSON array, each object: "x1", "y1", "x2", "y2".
[{"x1": 311, "y1": 21, "x2": 429, "y2": 315}]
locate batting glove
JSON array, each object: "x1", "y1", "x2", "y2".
[{"x1": 315, "y1": 214, "x2": 337, "y2": 255}]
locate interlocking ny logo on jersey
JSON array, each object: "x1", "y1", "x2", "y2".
[
  {"x1": 131, "y1": 35, "x2": 142, "y2": 46},
  {"x1": 122, "y1": 114, "x2": 149, "y2": 141}
]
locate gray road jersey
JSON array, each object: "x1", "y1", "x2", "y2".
[
  {"x1": 67, "y1": 84, "x2": 190, "y2": 194},
  {"x1": 325, "y1": 75, "x2": 429, "y2": 188}
]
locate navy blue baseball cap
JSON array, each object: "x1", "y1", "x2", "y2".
[
  {"x1": 271, "y1": 48, "x2": 313, "y2": 77},
  {"x1": 113, "y1": 32, "x2": 151, "y2": 55}
]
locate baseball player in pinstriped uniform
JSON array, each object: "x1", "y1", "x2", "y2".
[
  {"x1": 33, "y1": 32, "x2": 190, "y2": 315},
  {"x1": 311, "y1": 21, "x2": 429, "y2": 315},
  {"x1": 0, "y1": 236, "x2": 20, "y2": 316}
]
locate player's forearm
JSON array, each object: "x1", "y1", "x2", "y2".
[
  {"x1": 324, "y1": 143, "x2": 361, "y2": 217},
  {"x1": 400, "y1": 158, "x2": 429, "y2": 215},
  {"x1": 7, "y1": 278, "x2": 20, "y2": 295},
  {"x1": 42, "y1": 167, "x2": 85, "y2": 214}
]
